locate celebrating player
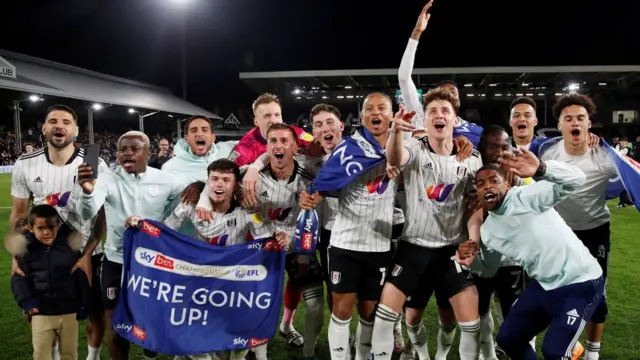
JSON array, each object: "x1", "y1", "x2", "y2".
[
  {"x1": 457, "y1": 150, "x2": 604, "y2": 360},
  {"x1": 75, "y1": 131, "x2": 185, "y2": 360},
  {"x1": 10, "y1": 104, "x2": 109, "y2": 360},
  {"x1": 371, "y1": 88, "x2": 484, "y2": 360},
  {"x1": 532, "y1": 94, "x2": 618, "y2": 360},
  {"x1": 229, "y1": 93, "x2": 318, "y2": 347},
  {"x1": 509, "y1": 97, "x2": 541, "y2": 150}
]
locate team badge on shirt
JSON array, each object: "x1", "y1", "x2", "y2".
[
  {"x1": 229, "y1": 151, "x2": 240, "y2": 162},
  {"x1": 456, "y1": 166, "x2": 467, "y2": 178},
  {"x1": 227, "y1": 219, "x2": 236, "y2": 228}
]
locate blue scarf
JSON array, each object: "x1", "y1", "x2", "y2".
[
  {"x1": 314, "y1": 128, "x2": 386, "y2": 192},
  {"x1": 453, "y1": 122, "x2": 484, "y2": 148}
]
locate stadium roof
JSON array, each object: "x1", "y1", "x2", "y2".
[
  {"x1": 0, "y1": 49, "x2": 222, "y2": 119},
  {"x1": 239, "y1": 65, "x2": 640, "y2": 101}
]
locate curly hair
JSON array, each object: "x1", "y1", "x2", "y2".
[{"x1": 553, "y1": 94, "x2": 596, "y2": 119}]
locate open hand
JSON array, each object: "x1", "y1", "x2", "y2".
[
  {"x1": 391, "y1": 105, "x2": 417, "y2": 133},
  {"x1": 242, "y1": 168, "x2": 260, "y2": 209},
  {"x1": 497, "y1": 148, "x2": 540, "y2": 178},
  {"x1": 414, "y1": 1, "x2": 434, "y2": 35}
]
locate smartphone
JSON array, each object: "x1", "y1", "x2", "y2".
[{"x1": 82, "y1": 144, "x2": 100, "y2": 180}]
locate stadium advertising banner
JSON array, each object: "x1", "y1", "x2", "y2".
[
  {"x1": 113, "y1": 220, "x2": 286, "y2": 355},
  {"x1": 0, "y1": 166, "x2": 13, "y2": 174}
]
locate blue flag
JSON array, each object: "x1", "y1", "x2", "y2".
[
  {"x1": 529, "y1": 137, "x2": 640, "y2": 204},
  {"x1": 453, "y1": 121, "x2": 484, "y2": 148},
  {"x1": 314, "y1": 128, "x2": 385, "y2": 192},
  {"x1": 293, "y1": 185, "x2": 320, "y2": 254},
  {"x1": 112, "y1": 220, "x2": 286, "y2": 355}
]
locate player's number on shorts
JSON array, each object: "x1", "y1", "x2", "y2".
[
  {"x1": 380, "y1": 268, "x2": 387, "y2": 286},
  {"x1": 567, "y1": 316, "x2": 577, "y2": 325}
]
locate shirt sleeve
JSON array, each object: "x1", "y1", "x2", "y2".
[
  {"x1": 469, "y1": 241, "x2": 503, "y2": 278},
  {"x1": 515, "y1": 160, "x2": 587, "y2": 213},
  {"x1": 398, "y1": 38, "x2": 425, "y2": 130},
  {"x1": 97, "y1": 158, "x2": 110, "y2": 174},
  {"x1": 11, "y1": 160, "x2": 31, "y2": 199},
  {"x1": 77, "y1": 173, "x2": 110, "y2": 220},
  {"x1": 196, "y1": 186, "x2": 212, "y2": 211},
  {"x1": 403, "y1": 137, "x2": 423, "y2": 168},
  {"x1": 164, "y1": 202, "x2": 195, "y2": 230}
]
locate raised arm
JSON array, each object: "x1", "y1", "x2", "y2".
[
  {"x1": 76, "y1": 167, "x2": 110, "y2": 220},
  {"x1": 398, "y1": 1, "x2": 433, "y2": 130},
  {"x1": 469, "y1": 242, "x2": 503, "y2": 278},
  {"x1": 386, "y1": 106, "x2": 417, "y2": 168}
]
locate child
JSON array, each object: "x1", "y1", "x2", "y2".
[{"x1": 6, "y1": 205, "x2": 89, "y2": 360}]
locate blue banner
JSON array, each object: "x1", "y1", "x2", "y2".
[{"x1": 112, "y1": 220, "x2": 286, "y2": 355}]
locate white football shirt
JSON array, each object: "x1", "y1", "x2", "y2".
[
  {"x1": 164, "y1": 200, "x2": 270, "y2": 245},
  {"x1": 540, "y1": 142, "x2": 616, "y2": 231},
  {"x1": 401, "y1": 136, "x2": 483, "y2": 248},
  {"x1": 330, "y1": 162, "x2": 398, "y2": 252},
  {"x1": 11, "y1": 147, "x2": 109, "y2": 253}
]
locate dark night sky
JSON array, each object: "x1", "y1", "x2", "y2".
[{"x1": 1, "y1": 0, "x2": 639, "y2": 113}]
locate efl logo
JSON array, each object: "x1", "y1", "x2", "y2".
[
  {"x1": 154, "y1": 254, "x2": 174, "y2": 270},
  {"x1": 302, "y1": 233, "x2": 312, "y2": 250},
  {"x1": 263, "y1": 239, "x2": 283, "y2": 252},
  {"x1": 141, "y1": 221, "x2": 161, "y2": 237},
  {"x1": 249, "y1": 337, "x2": 269, "y2": 348},
  {"x1": 132, "y1": 326, "x2": 146, "y2": 341}
]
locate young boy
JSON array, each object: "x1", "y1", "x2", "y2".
[{"x1": 7, "y1": 205, "x2": 89, "y2": 360}]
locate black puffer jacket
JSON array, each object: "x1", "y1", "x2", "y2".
[{"x1": 8, "y1": 226, "x2": 89, "y2": 316}]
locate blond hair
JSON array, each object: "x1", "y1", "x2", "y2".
[
  {"x1": 118, "y1": 131, "x2": 150, "y2": 149},
  {"x1": 252, "y1": 93, "x2": 281, "y2": 116}
]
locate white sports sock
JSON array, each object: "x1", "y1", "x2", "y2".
[
  {"x1": 328, "y1": 314, "x2": 351, "y2": 360},
  {"x1": 230, "y1": 349, "x2": 249, "y2": 360},
  {"x1": 87, "y1": 345, "x2": 101, "y2": 360},
  {"x1": 585, "y1": 341, "x2": 601, "y2": 360},
  {"x1": 458, "y1": 319, "x2": 480, "y2": 360},
  {"x1": 52, "y1": 343, "x2": 60, "y2": 360},
  {"x1": 406, "y1": 320, "x2": 430, "y2": 360},
  {"x1": 356, "y1": 318, "x2": 374, "y2": 360},
  {"x1": 394, "y1": 308, "x2": 403, "y2": 332},
  {"x1": 434, "y1": 321, "x2": 456, "y2": 360},
  {"x1": 301, "y1": 287, "x2": 324, "y2": 357},
  {"x1": 479, "y1": 311, "x2": 497, "y2": 360},
  {"x1": 370, "y1": 304, "x2": 397, "y2": 360},
  {"x1": 254, "y1": 344, "x2": 268, "y2": 360}
]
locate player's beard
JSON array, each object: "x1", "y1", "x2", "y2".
[{"x1": 47, "y1": 135, "x2": 74, "y2": 149}]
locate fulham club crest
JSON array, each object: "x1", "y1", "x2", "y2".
[
  {"x1": 331, "y1": 271, "x2": 341, "y2": 285},
  {"x1": 456, "y1": 166, "x2": 467, "y2": 178},
  {"x1": 106, "y1": 287, "x2": 117, "y2": 300},
  {"x1": 227, "y1": 219, "x2": 237, "y2": 228},
  {"x1": 391, "y1": 265, "x2": 403, "y2": 277}
]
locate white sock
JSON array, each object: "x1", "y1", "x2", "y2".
[
  {"x1": 530, "y1": 336, "x2": 537, "y2": 351},
  {"x1": 87, "y1": 345, "x2": 102, "y2": 360},
  {"x1": 230, "y1": 349, "x2": 249, "y2": 360},
  {"x1": 254, "y1": 344, "x2": 268, "y2": 360},
  {"x1": 370, "y1": 304, "x2": 397, "y2": 360},
  {"x1": 406, "y1": 320, "x2": 430, "y2": 360},
  {"x1": 301, "y1": 287, "x2": 324, "y2": 357},
  {"x1": 458, "y1": 319, "x2": 480, "y2": 360},
  {"x1": 585, "y1": 341, "x2": 601, "y2": 360},
  {"x1": 328, "y1": 314, "x2": 352, "y2": 360},
  {"x1": 479, "y1": 311, "x2": 497, "y2": 360},
  {"x1": 52, "y1": 343, "x2": 60, "y2": 360},
  {"x1": 434, "y1": 321, "x2": 456, "y2": 360},
  {"x1": 356, "y1": 318, "x2": 374, "y2": 360},
  {"x1": 394, "y1": 308, "x2": 403, "y2": 332}
]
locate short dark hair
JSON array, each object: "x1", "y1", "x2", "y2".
[
  {"x1": 45, "y1": 105, "x2": 77, "y2": 123},
  {"x1": 510, "y1": 97, "x2": 537, "y2": 112},
  {"x1": 207, "y1": 159, "x2": 240, "y2": 182},
  {"x1": 184, "y1": 115, "x2": 212, "y2": 134},
  {"x1": 437, "y1": 80, "x2": 458, "y2": 89},
  {"x1": 310, "y1": 103, "x2": 341, "y2": 122},
  {"x1": 476, "y1": 164, "x2": 506, "y2": 180},
  {"x1": 267, "y1": 123, "x2": 297, "y2": 142},
  {"x1": 552, "y1": 94, "x2": 596, "y2": 119},
  {"x1": 423, "y1": 88, "x2": 461, "y2": 114},
  {"x1": 28, "y1": 205, "x2": 60, "y2": 226},
  {"x1": 478, "y1": 125, "x2": 508, "y2": 151}
]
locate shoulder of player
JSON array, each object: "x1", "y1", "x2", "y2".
[
  {"x1": 295, "y1": 162, "x2": 315, "y2": 181},
  {"x1": 16, "y1": 148, "x2": 45, "y2": 162}
]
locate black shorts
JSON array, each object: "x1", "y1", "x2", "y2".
[
  {"x1": 392, "y1": 223, "x2": 403, "y2": 240},
  {"x1": 327, "y1": 245, "x2": 393, "y2": 301},
  {"x1": 475, "y1": 265, "x2": 524, "y2": 317},
  {"x1": 285, "y1": 253, "x2": 323, "y2": 289},
  {"x1": 318, "y1": 229, "x2": 331, "y2": 285},
  {"x1": 100, "y1": 257, "x2": 123, "y2": 310},
  {"x1": 573, "y1": 222, "x2": 610, "y2": 323},
  {"x1": 388, "y1": 241, "x2": 475, "y2": 310},
  {"x1": 88, "y1": 254, "x2": 104, "y2": 315}
]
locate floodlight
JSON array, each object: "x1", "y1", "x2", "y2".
[
  {"x1": 128, "y1": 108, "x2": 136, "y2": 114},
  {"x1": 29, "y1": 95, "x2": 42, "y2": 102},
  {"x1": 92, "y1": 103, "x2": 103, "y2": 111}
]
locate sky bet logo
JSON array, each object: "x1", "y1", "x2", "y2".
[
  {"x1": 139, "y1": 251, "x2": 174, "y2": 270},
  {"x1": 302, "y1": 218, "x2": 313, "y2": 250},
  {"x1": 233, "y1": 337, "x2": 268, "y2": 347}
]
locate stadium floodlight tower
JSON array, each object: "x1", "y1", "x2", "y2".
[
  {"x1": 11, "y1": 94, "x2": 43, "y2": 152},
  {"x1": 128, "y1": 108, "x2": 159, "y2": 133}
]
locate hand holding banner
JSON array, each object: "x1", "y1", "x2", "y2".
[{"x1": 112, "y1": 220, "x2": 286, "y2": 355}]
